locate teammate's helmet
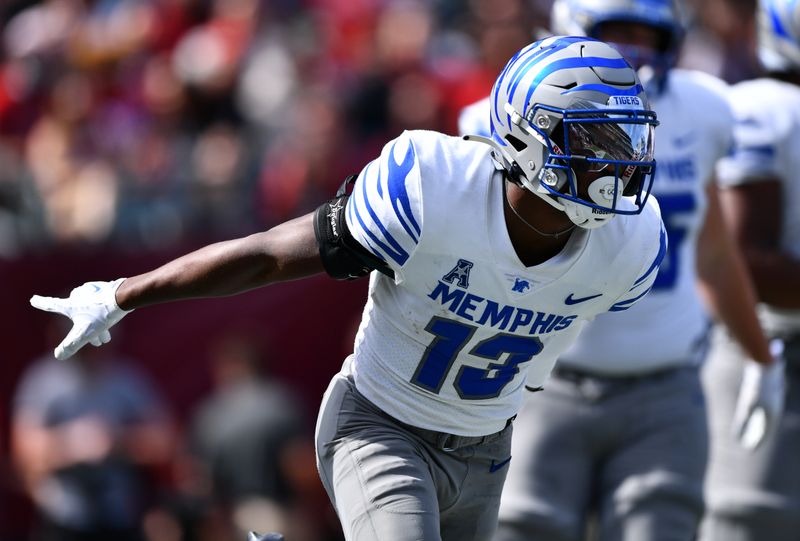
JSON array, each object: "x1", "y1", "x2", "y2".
[
  {"x1": 488, "y1": 36, "x2": 657, "y2": 229},
  {"x1": 550, "y1": 0, "x2": 684, "y2": 86},
  {"x1": 757, "y1": 0, "x2": 800, "y2": 72}
]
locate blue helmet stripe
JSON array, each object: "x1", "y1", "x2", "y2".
[
  {"x1": 492, "y1": 44, "x2": 537, "y2": 127},
  {"x1": 497, "y1": 37, "x2": 582, "y2": 127},
  {"x1": 506, "y1": 40, "x2": 570, "y2": 107},
  {"x1": 497, "y1": 44, "x2": 557, "y2": 128},
  {"x1": 521, "y1": 56, "x2": 635, "y2": 114},
  {"x1": 506, "y1": 37, "x2": 587, "y2": 126},
  {"x1": 562, "y1": 83, "x2": 644, "y2": 95},
  {"x1": 387, "y1": 140, "x2": 421, "y2": 241}
]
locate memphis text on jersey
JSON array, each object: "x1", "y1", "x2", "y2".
[{"x1": 428, "y1": 259, "x2": 577, "y2": 336}]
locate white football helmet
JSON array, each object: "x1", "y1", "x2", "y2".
[
  {"x1": 551, "y1": 0, "x2": 685, "y2": 88},
  {"x1": 477, "y1": 36, "x2": 657, "y2": 229},
  {"x1": 757, "y1": 0, "x2": 800, "y2": 72}
]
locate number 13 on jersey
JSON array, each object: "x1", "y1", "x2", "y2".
[{"x1": 411, "y1": 316, "x2": 543, "y2": 400}]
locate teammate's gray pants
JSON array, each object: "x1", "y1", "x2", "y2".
[
  {"x1": 495, "y1": 365, "x2": 707, "y2": 541},
  {"x1": 699, "y1": 328, "x2": 800, "y2": 541},
  {"x1": 315, "y1": 370, "x2": 514, "y2": 541}
]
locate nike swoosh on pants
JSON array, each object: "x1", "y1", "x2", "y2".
[{"x1": 489, "y1": 456, "x2": 512, "y2": 473}]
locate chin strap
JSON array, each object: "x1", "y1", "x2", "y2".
[
  {"x1": 501, "y1": 176, "x2": 576, "y2": 239},
  {"x1": 462, "y1": 134, "x2": 617, "y2": 230}
]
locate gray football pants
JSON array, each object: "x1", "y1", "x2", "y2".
[
  {"x1": 315, "y1": 370, "x2": 514, "y2": 541},
  {"x1": 494, "y1": 365, "x2": 707, "y2": 541},
  {"x1": 699, "y1": 328, "x2": 800, "y2": 541}
]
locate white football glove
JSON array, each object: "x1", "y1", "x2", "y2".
[
  {"x1": 30, "y1": 278, "x2": 132, "y2": 360},
  {"x1": 731, "y1": 339, "x2": 786, "y2": 451}
]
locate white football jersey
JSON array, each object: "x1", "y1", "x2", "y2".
[
  {"x1": 344, "y1": 130, "x2": 665, "y2": 436},
  {"x1": 716, "y1": 78, "x2": 800, "y2": 336},
  {"x1": 457, "y1": 70, "x2": 733, "y2": 374},
  {"x1": 458, "y1": 96, "x2": 491, "y2": 138},
  {"x1": 558, "y1": 70, "x2": 734, "y2": 373}
]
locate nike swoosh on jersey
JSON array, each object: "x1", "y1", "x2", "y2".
[
  {"x1": 564, "y1": 293, "x2": 603, "y2": 305},
  {"x1": 489, "y1": 456, "x2": 512, "y2": 473}
]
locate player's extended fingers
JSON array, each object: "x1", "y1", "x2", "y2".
[
  {"x1": 54, "y1": 322, "x2": 95, "y2": 360},
  {"x1": 30, "y1": 295, "x2": 71, "y2": 316},
  {"x1": 88, "y1": 330, "x2": 112, "y2": 348}
]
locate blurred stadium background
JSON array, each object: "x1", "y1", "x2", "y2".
[{"x1": 0, "y1": 0, "x2": 760, "y2": 540}]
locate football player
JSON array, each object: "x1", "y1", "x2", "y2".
[
  {"x1": 456, "y1": 2, "x2": 785, "y2": 541},
  {"x1": 700, "y1": 1, "x2": 800, "y2": 539},
  {"x1": 31, "y1": 37, "x2": 665, "y2": 541}
]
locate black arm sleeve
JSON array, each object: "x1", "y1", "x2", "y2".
[{"x1": 313, "y1": 175, "x2": 395, "y2": 281}]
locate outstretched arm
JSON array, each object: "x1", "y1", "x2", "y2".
[
  {"x1": 117, "y1": 212, "x2": 322, "y2": 309},
  {"x1": 31, "y1": 212, "x2": 323, "y2": 359}
]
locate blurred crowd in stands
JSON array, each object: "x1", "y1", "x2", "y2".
[{"x1": 1, "y1": 0, "x2": 762, "y2": 540}]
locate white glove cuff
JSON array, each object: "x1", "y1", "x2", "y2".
[{"x1": 107, "y1": 278, "x2": 133, "y2": 317}]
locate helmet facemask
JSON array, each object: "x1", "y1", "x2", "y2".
[
  {"x1": 493, "y1": 99, "x2": 657, "y2": 229},
  {"x1": 478, "y1": 37, "x2": 659, "y2": 229}
]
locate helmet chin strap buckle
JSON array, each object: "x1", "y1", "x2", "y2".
[
  {"x1": 588, "y1": 175, "x2": 621, "y2": 204},
  {"x1": 462, "y1": 134, "x2": 526, "y2": 184},
  {"x1": 462, "y1": 134, "x2": 512, "y2": 164},
  {"x1": 562, "y1": 175, "x2": 621, "y2": 229}
]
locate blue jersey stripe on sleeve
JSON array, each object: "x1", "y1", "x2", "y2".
[
  {"x1": 347, "y1": 137, "x2": 423, "y2": 268},
  {"x1": 349, "y1": 162, "x2": 410, "y2": 266},
  {"x1": 388, "y1": 140, "x2": 421, "y2": 242},
  {"x1": 346, "y1": 199, "x2": 388, "y2": 264},
  {"x1": 633, "y1": 226, "x2": 667, "y2": 288},
  {"x1": 608, "y1": 286, "x2": 653, "y2": 312}
]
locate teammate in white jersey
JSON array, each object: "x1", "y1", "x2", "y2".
[
  {"x1": 700, "y1": 1, "x2": 800, "y2": 539},
  {"x1": 456, "y1": 3, "x2": 784, "y2": 541},
  {"x1": 30, "y1": 37, "x2": 665, "y2": 541}
]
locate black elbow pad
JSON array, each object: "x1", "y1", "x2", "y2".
[{"x1": 314, "y1": 175, "x2": 395, "y2": 281}]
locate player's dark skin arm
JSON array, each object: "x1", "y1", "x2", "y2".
[
  {"x1": 719, "y1": 179, "x2": 800, "y2": 309},
  {"x1": 116, "y1": 212, "x2": 323, "y2": 310}
]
